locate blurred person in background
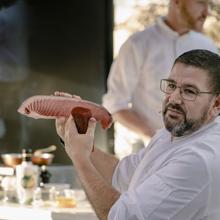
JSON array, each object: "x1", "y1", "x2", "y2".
[{"x1": 102, "y1": 0, "x2": 219, "y2": 159}]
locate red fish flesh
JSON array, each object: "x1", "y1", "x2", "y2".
[
  {"x1": 17, "y1": 95, "x2": 112, "y2": 129},
  {"x1": 71, "y1": 107, "x2": 92, "y2": 134}
]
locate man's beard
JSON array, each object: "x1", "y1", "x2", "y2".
[
  {"x1": 180, "y1": 2, "x2": 205, "y2": 32},
  {"x1": 163, "y1": 103, "x2": 208, "y2": 137}
]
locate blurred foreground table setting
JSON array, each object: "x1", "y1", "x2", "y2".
[
  {"x1": 0, "y1": 172, "x2": 98, "y2": 220},
  {"x1": 0, "y1": 147, "x2": 98, "y2": 220},
  {"x1": 0, "y1": 198, "x2": 98, "y2": 220}
]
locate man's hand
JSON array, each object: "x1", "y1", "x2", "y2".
[
  {"x1": 54, "y1": 91, "x2": 82, "y2": 100},
  {"x1": 56, "y1": 116, "x2": 67, "y2": 141},
  {"x1": 63, "y1": 116, "x2": 96, "y2": 161},
  {"x1": 54, "y1": 90, "x2": 82, "y2": 141},
  {"x1": 54, "y1": 91, "x2": 120, "y2": 219}
]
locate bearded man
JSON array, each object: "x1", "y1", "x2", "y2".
[
  {"x1": 102, "y1": 0, "x2": 219, "y2": 159},
  {"x1": 56, "y1": 49, "x2": 220, "y2": 220}
]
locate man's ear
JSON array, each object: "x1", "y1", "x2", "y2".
[{"x1": 213, "y1": 94, "x2": 220, "y2": 116}]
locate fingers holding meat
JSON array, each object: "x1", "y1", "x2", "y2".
[
  {"x1": 55, "y1": 117, "x2": 67, "y2": 140},
  {"x1": 54, "y1": 91, "x2": 81, "y2": 100},
  {"x1": 71, "y1": 107, "x2": 92, "y2": 134},
  {"x1": 63, "y1": 116, "x2": 97, "y2": 159}
]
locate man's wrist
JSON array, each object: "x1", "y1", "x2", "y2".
[{"x1": 73, "y1": 155, "x2": 92, "y2": 171}]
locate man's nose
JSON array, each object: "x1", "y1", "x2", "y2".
[{"x1": 168, "y1": 88, "x2": 183, "y2": 104}]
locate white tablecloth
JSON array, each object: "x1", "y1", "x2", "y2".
[{"x1": 0, "y1": 201, "x2": 98, "y2": 220}]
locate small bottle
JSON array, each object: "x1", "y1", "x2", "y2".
[
  {"x1": 39, "y1": 165, "x2": 51, "y2": 187},
  {"x1": 16, "y1": 149, "x2": 39, "y2": 205}
]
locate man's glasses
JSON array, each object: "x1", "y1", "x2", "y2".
[{"x1": 160, "y1": 79, "x2": 215, "y2": 101}]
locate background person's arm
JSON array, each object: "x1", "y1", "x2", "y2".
[
  {"x1": 113, "y1": 109, "x2": 155, "y2": 141},
  {"x1": 103, "y1": 36, "x2": 143, "y2": 120}
]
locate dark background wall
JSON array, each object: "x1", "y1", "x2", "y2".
[{"x1": 0, "y1": 0, "x2": 113, "y2": 164}]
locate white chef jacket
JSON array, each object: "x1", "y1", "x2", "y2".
[
  {"x1": 108, "y1": 117, "x2": 220, "y2": 220},
  {"x1": 102, "y1": 17, "x2": 219, "y2": 158}
]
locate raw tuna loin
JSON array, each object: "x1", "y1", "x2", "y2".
[
  {"x1": 71, "y1": 107, "x2": 92, "y2": 134},
  {"x1": 17, "y1": 95, "x2": 112, "y2": 129}
]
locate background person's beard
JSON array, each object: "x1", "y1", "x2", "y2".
[{"x1": 180, "y1": 2, "x2": 205, "y2": 32}]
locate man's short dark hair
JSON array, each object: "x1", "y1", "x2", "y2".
[{"x1": 174, "y1": 49, "x2": 220, "y2": 94}]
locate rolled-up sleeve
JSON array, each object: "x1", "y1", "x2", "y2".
[{"x1": 102, "y1": 36, "x2": 143, "y2": 114}]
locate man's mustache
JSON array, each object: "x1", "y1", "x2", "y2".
[{"x1": 164, "y1": 103, "x2": 185, "y2": 114}]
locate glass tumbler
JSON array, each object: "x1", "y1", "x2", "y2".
[{"x1": 33, "y1": 186, "x2": 56, "y2": 207}]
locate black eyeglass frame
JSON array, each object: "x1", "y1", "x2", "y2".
[{"x1": 160, "y1": 79, "x2": 217, "y2": 101}]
